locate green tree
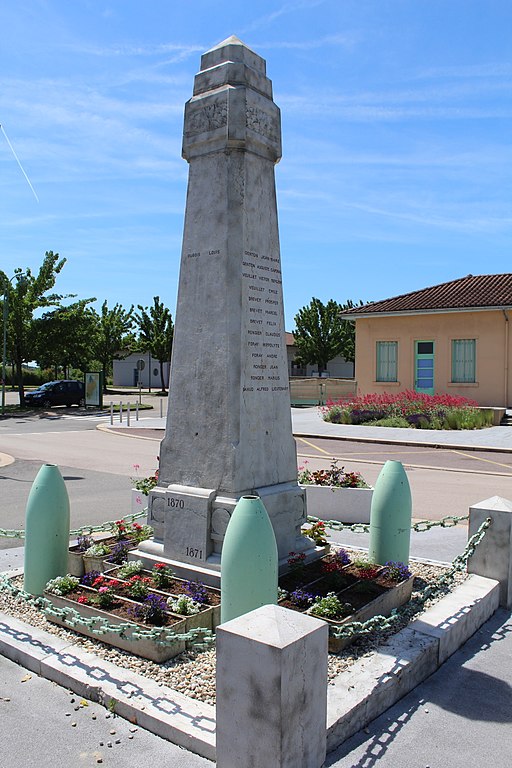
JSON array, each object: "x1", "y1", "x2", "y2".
[
  {"x1": 92, "y1": 301, "x2": 134, "y2": 391},
  {"x1": 33, "y1": 298, "x2": 98, "y2": 378},
  {"x1": 134, "y1": 296, "x2": 174, "y2": 392},
  {"x1": 1, "y1": 251, "x2": 68, "y2": 405},
  {"x1": 293, "y1": 298, "x2": 362, "y2": 375}
]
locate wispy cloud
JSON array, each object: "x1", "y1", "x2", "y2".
[
  {"x1": 64, "y1": 40, "x2": 204, "y2": 63},
  {"x1": 239, "y1": 0, "x2": 328, "y2": 34},
  {"x1": 256, "y1": 33, "x2": 358, "y2": 50}
]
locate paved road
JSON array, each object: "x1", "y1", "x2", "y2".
[
  {"x1": 0, "y1": 654, "x2": 211, "y2": 768},
  {"x1": 1, "y1": 404, "x2": 512, "y2": 767}
]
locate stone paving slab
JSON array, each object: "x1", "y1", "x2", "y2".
[{"x1": 0, "y1": 572, "x2": 500, "y2": 761}]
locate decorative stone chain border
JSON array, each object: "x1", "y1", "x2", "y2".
[
  {"x1": 0, "y1": 574, "x2": 215, "y2": 649},
  {"x1": 306, "y1": 513, "x2": 469, "y2": 534},
  {"x1": 329, "y1": 516, "x2": 491, "y2": 639},
  {"x1": 0, "y1": 509, "x2": 148, "y2": 540}
]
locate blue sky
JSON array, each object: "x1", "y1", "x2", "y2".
[{"x1": 1, "y1": 1, "x2": 511, "y2": 330}]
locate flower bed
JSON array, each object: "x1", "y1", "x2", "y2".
[
  {"x1": 323, "y1": 390, "x2": 494, "y2": 430},
  {"x1": 298, "y1": 459, "x2": 373, "y2": 524},
  {"x1": 279, "y1": 551, "x2": 414, "y2": 652},
  {"x1": 68, "y1": 519, "x2": 153, "y2": 576},
  {"x1": 45, "y1": 550, "x2": 413, "y2": 659},
  {"x1": 43, "y1": 564, "x2": 220, "y2": 661}
]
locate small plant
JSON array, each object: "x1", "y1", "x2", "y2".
[
  {"x1": 107, "y1": 540, "x2": 132, "y2": 565},
  {"x1": 76, "y1": 534, "x2": 94, "y2": 552},
  {"x1": 382, "y1": 561, "x2": 412, "y2": 583},
  {"x1": 129, "y1": 522, "x2": 153, "y2": 543},
  {"x1": 289, "y1": 589, "x2": 315, "y2": 609},
  {"x1": 185, "y1": 580, "x2": 210, "y2": 605},
  {"x1": 111, "y1": 519, "x2": 129, "y2": 540},
  {"x1": 117, "y1": 560, "x2": 144, "y2": 579},
  {"x1": 80, "y1": 570, "x2": 101, "y2": 587},
  {"x1": 322, "y1": 548, "x2": 351, "y2": 572},
  {"x1": 45, "y1": 575, "x2": 80, "y2": 596},
  {"x1": 132, "y1": 594, "x2": 169, "y2": 626},
  {"x1": 84, "y1": 543, "x2": 110, "y2": 558},
  {"x1": 152, "y1": 562, "x2": 174, "y2": 589},
  {"x1": 287, "y1": 551, "x2": 306, "y2": 571},
  {"x1": 302, "y1": 520, "x2": 329, "y2": 546},
  {"x1": 298, "y1": 458, "x2": 368, "y2": 488},
  {"x1": 125, "y1": 575, "x2": 152, "y2": 600},
  {"x1": 352, "y1": 557, "x2": 380, "y2": 580},
  {"x1": 167, "y1": 594, "x2": 202, "y2": 616},
  {"x1": 311, "y1": 592, "x2": 352, "y2": 620},
  {"x1": 91, "y1": 579, "x2": 117, "y2": 609},
  {"x1": 277, "y1": 587, "x2": 288, "y2": 601},
  {"x1": 131, "y1": 462, "x2": 159, "y2": 495}
]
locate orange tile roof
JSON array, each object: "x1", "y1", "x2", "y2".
[{"x1": 342, "y1": 274, "x2": 512, "y2": 316}]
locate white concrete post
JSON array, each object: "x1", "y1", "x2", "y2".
[
  {"x1": 216, "y1": 604, "x2": 328, "y2": 768},
  {"x1": 136, "y1": 401, "x2": 139, "y2": 421},
  {"x1": 119, "y1": 402, "x2": 123, "y2": 423},
  {"x1": 468, "y1": 496, "x2": 512, "y2": 607},
  {"x1": 109, "y1": 402, "x2": 113, "y2": 425},
  {"x1": 127, "y1": 403, "x2": 130, "y2": 427}
]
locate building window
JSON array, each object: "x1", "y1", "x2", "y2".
[
  {"x1": 376, "y1": 341, "x2": 398, "y2": 382},
  {"x1": 451, "y1": 339, "x2": 476, "y2": 383}
]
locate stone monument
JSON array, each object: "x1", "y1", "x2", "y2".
[{"x1": 139, "y1": 36, "x2": 311, "y2": 582}]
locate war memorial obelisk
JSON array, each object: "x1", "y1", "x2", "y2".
[{"x1": 141, "y1": 36, "x2": 310, "y2": 581}]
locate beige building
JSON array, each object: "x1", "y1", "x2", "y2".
[{"x1": 342, "y1": 274, "x2": 512, "y2": 408}]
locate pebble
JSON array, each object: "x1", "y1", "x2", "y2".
[
  {"x1": 115, "y1": 739, "x2": 121, "y2": 744},
  {"x1": 71, "y1": 722, "x2": 77, "y2": 727},
  {"x1": 110, "y1": 730, "x2": 116, "y2": 735},
  {"x1": 0, "y1": 563, "x2": 466, "y2": 706}
]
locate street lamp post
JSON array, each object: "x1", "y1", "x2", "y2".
[{"x1": 1, "y1": 272, "x2": 26, "y2": 416}]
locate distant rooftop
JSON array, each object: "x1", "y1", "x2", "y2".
[{"x1": 342, "y1": 274, "x2": 512, "y2": 316}]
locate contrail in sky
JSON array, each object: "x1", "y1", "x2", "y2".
[{"x1": 0, "y1": 123, "x2": 39, "y2": 203}]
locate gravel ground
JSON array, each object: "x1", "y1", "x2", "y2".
[{"x1": 0, "y1": 551, "x2": 466, "y2": 706}]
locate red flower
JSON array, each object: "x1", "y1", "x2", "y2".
[{"x1": 77, "y1": 595, "x2": 89, "y2": 604}]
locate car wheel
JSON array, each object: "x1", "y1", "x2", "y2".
[{"x1": 42, "y1": 399, "x2": 52, "y2": 408}]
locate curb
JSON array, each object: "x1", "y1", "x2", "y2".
[
  {"x1": 0, "y1": 572, "x2": 500, "y2": 761},
  {"x1": 0, "y1": 452, "x2": 15, "y2": 468},
  {"x1": 293, "y1": 430, "x2": 512, "y2": 454}
]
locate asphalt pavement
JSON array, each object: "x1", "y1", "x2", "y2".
[{"x1": 1, "y1": 405, "x2": 511, "y2": 766}]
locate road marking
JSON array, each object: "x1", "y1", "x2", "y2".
[
  {"x1": 0, "y1": 430, "x2": 88, "y2": 437},
  {"x1": 296, "y1": 450, "x2": 512, "y2": 478},
  {"x1": 296, "y1": 436, "x2": 331, "y2": 455},
  {"x1": 449, "y1": 448, "x2": 512, "y2": 472}
]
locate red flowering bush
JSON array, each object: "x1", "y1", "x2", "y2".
[{"x1": 323, "y1": 390, "x2": 492, "y2": 430}]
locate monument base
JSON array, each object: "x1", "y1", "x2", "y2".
[
  {"x1": 131, "y1": 538, "x2": 327, "y2": 589},
  {"x1": 146, "y1": 480, "x2": 314, "y2": 566}
]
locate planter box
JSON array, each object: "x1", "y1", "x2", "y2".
[
  {"x1": 68, "y1": 532, "x2": 130, "y2": 577},
  {"x1": 104, "y1": 566, "x2": 221, "y2": 630},
  {"x1": 302, "y1": 484, "x2": 373, "y2": 524},
  {"x1": 308, "y1": 574, "x2": 414, "y2": 653},
  {"x1": 67, "y1": 548, "x2": 85, "y2": 578},
  {"x1": 131, "y1": 488, "x2": 148, "y2": 517},
  {"x1": 43, "y1": 591, "x2": 188, "y2": 662}
]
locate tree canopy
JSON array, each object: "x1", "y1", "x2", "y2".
[
  {"x1": 33, "y1": 298, "x2": 98, "y2": 378},
  {"x1": 1, "y1": 251, "x2": 69, "y2": 404},
  {"x1": 134, "y1": 296, "x2": 174, "y2": 392},
  {"x1": 293, "y1": 297, "x2": 362, "y2": 375},
  {"x1": 92, "y1": 301, "x2": 134, "y2": 391}
]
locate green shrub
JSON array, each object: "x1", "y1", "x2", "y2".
[{"x1": 367, "y1": 416, "x2": 411, "y2": 428}]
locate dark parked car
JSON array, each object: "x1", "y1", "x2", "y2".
[{"x1": 24, "y1": 380, "x2": 85, "y2": 408}]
